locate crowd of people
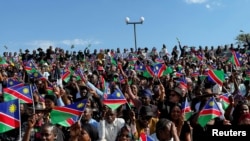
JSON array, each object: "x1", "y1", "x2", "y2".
[{"x1": 0, "y1": 42, "x2": 250, "y2": 141}]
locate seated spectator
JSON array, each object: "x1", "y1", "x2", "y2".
[{"x1": 151, "y1": 118, "x2": 180, "y2": 141}]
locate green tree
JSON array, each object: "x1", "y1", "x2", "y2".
[{"x1": 235, "y1": 30, "x2": 250, "y2": 46}]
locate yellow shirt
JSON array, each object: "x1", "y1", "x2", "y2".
[{"x1": 134, "y1": 117, "x2": 158, "y2": 139}]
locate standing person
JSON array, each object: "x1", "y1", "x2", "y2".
[
  {"x1": 171, "y1": 46, "x2": 179, "y2": 61},
  {"x1": 98, "y1": 107, "x2": 125, "y2": 141},
  {"x1": 80, "y1": 107, "x2": 99, "y2": 129},
  {"x1": 129, "y1": 105, "x2": 158, "y2": 140}
]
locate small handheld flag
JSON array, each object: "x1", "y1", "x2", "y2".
[
  {"x1": 50, "y1": 99, "x2": 87, "y2": 124},
  {"x1": 102, "y1": 89, "x2": 127, "y2": 110},
  {"x1": 198, "y1": 97, "x2": 222, "y2": 127},
  {"x1": 181, "y1": 97, "x2": 193, "y2": 121},
  {"x1": 0, "y1": 99, "x2": 20, "y2": 133}
]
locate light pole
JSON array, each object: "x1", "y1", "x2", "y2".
[{"x1": 125, "y1": 17, "x2": 144, "y2": 52}]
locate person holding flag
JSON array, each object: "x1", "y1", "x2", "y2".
[
  {"x1": 191, "y1": 94, "x2": 231, "y2": 141},
  {"x1": 169, "y1": 103, "x2": 192, "y2": 141}
]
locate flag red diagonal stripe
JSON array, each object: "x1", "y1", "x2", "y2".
[
  {"x1": 199, "y1": 109, "x2": 222, "y2": 116},
  {"x1": 53, "y1": 107, "x2": 82, "y2": 116},
  {"x1": 208, "y1": 70, "x2": 223, "y2": 86},
  {"x1": 0, "y1": 113, "x2": 20, "y2": 128},
  {"x1": 103, "y1": 99, "x2": 127, "y2": 104},
  {"x1": 3, "y1": 88, "x2": 32, "y2": 103}
]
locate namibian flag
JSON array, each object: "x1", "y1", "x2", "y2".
[
  {"x1": 57, "y1": 116, "x2": 78, "y2": 127},
  {"x1": 196, "y1": 54, "x2": 203, "y2": 61},
  {"x1": 191, "y1": 72, "x2": 200, "y2": 77},
  {"x1": 3, "y1": 85, "x2": 33, "y2": 103},
  {"x1": 7, "y1": 78, "x2": 24, "y2": 88},
  {"x1": 46, "y1": 81, "x2": 54, "y2": 95},
  {"x1": 24, "y1": 59, "x2": 37, "y2": 72},
  {"x1": 144, "y1": 65, "x2": 154, "y2": 78},
  {"x1": 207, "y1": 69, "x2": 225, "y2": 86},
  {"x1": 177, "y1": 77, "x2": 187, "y2": 90},
  {"x1": 28, "y1": 68, "x2": 45, "y2": 80},
  {"x1": 245, "y1": 69, "x2": 250, "y2": 76},
  {"x1": 61, "y1": 69, "x2": 71, "y2": 83},
  {"x1": 0, "y1": 99, "x2": 20, "y2": 133},
  {"x1": 181, "y1": 97, "x2": 193, "y2": 121},
  {"x1": 139, "y1": 132, "x2": 154, "y2": 141},
  {"x1": 135, "y1": 63, "x2": 146, "y2": 72},
  {"x1": 231, "y1": 51, "x2": 243, "y2": 67},
  {"x1": 50, "y1": 99, "x2": 87, "y2": 124},
  {"x1": 103, "y1": 89, "x2": 127, "y2": 110},
  {"x1": 152, "y1": 63, "x2": 167, "y2": 78},
  {"x1": 198, "y1": 97, "x2": 222, "y2": 127},
  {"x1": 175, "y1": 70, "x2": 183, "y2": 78},
  {"x1": 127, "y1": 56, "x2": 138, "y2": 65},
  {"x1": 0, "y1": 56, "x2": 8, "y2": 67},
  {"x1": 219, "y1": 93, "x2": 230, "y2": 110}
]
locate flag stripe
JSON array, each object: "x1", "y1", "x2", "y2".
[
  {"x1": 157, "y1": 64, "x2": 166, "y2": 77},
  {"x1": 220, "y1": 96, "x2": 230, "y2": 104},
  {"x1": 0, "y1": 113, "x2": 19, "y2": 128},
  {"x1": 208, "y1": 70, "x2": 223, "y2": 86},
  {"x1": 53, "y1": 107, "x2": 82, "y2": 116},
  {"x1": 199, "y1": 109, "x2": 222, "y2": 116},
  {"x1": 183, "y1": 107, "x2": 191, "y2": 113},
  {"x1": 3, "y1": 88, "x2": 32, "y2": 103},
  {"x1": 62, "y1": 71, "x2": 71, "y2": 80},
  {"x1": 232, "y1": 51, "x2": 240, "y2": 66},
  {"x1": 146, "y1": 65, "x2": 154, "y2": 77},
  {"x1": 102, "y1": 100, "x2": 127, "y2": 104}
]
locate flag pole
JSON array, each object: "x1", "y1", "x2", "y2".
[
  {"x1": 77, "y1": 98, "x2": 89, "y2": 122},
  {"x1": 29, "y1": 84, "x2": 36, "y2": 114},
  {"x1": 213, "y1": 96, "x2": 225, "y2": 120},
  {"x1": 18, "y1": 99, "x2": 21, "y2": 141}
]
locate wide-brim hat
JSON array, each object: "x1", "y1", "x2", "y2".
[{"x1": 28, "y1": 102, "x2": 46, "y2": 111}]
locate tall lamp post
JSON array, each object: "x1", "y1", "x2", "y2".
[{"x1": 125, "y1": 17, "x2": 144, "y2": 52}]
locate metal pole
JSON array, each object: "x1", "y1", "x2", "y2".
[{"x1": 133, "y1": 23, "x2": 137, "y2": 52}]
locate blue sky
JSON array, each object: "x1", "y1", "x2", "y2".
[{"x1": 0, "y1": 0, "x2": 250, "y2": 53}]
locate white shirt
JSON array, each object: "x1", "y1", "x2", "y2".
[
  {"x1": 98, "y1": 118, "x2": 125, "y2": 141},
  {"x1": 42, "y1": 71, "x2": 50, "y2": 80}
]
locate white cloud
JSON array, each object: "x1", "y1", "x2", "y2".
[
  {"x1": 26, "y1": 40, "x2": 56, "y2": 51},
  {"x1": 205, "y1": 4, "x2": 211, "y2": 8},
  {"x1": 25, "y1": 38, "x2": 101, "y2": 50},
  {"x1": 211, "y1": 1, "x2": 222, "y2": 7},
  {"x1": 185, "y1": 0, "x2": 207, "y2": 4}
]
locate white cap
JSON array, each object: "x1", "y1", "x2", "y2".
[{"x1": 212, "y1": 84, "x2": 222, "y2": 95}]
